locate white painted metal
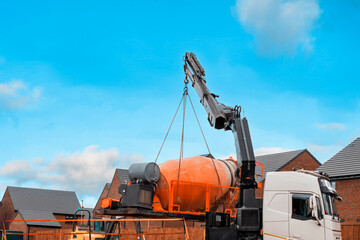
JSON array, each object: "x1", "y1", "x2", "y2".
[{"x1": 263, "y1": 171, "x2": 342, "y2": 240}]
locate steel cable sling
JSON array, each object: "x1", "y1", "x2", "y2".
[{"x1": 154, "y1": 79, "x2": 223, "y2": 202}]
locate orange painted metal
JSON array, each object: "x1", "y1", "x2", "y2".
[
  {"x1": 256, "y1": 162, "x2": 264, "y2": 188},
  {"x1": 156, "y1": 155, "x2": 238, "y2": 212},
  {"x1": 167, "y1": 180, "x2": 240, "y2": 217},
  {"x1": 100, "y1": 198, "x2": 119, "y2": 209}
]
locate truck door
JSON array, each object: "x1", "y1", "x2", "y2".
[{"x1": 289, "y1": 193, "x2": 325, "y2": 240}]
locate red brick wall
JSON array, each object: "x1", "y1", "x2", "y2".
[
  {"x1": 280, "y1": 151, "x2": 320, "y2": 172},
  {"x1": 8, "y1": 213, "x2": 28, "y2": 239},
  {"x1": 93, "y1": 184, "x2": 110, "y2": 218},
  {"x1": 0, "y1": 189, "x2": 16, "y2": 230},
  {"x1": 107, "y1": 171, "x2": 122, "y2": 200},
  {"x1": 94, "y1": 171, "x2": 125, "y2": 217},
  {"x1": 8, "y1": 213, "x2": 77, "y2": 240},
  {"x1": 255, "y1": 151, "x2": 321, "y2": 198},
  {"x1": 334, "y1": 178, "x2": 360, "y2": 223},
  {"x1": 53, "y1": 214, "x2": 78, "y2": 229}
]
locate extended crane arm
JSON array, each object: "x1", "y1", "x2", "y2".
[
  {"x1": 184, "y1": 52, "x2": 257, "y2": 191},
  {"x1": 184, "y1": 52, "x2": 262, "y2": 239}
]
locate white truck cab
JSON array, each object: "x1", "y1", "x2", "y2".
[{"x1": 263, "y1": 170, "x2": 342, "y2": 240}]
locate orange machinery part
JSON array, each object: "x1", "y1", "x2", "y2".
[
  {"x1": 155, "y1": 155, "x2": 238, "y2": 212},
  {"x1": 101, "y1": 198, "x2": 120, "y2": 209}
]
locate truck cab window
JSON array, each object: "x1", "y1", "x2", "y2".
[
  {"x1": 316, "y1": 196, "x2": 323, "y2": 220},
  {"x1": 292, "y1": 194, "x2": 312, "y2": 220},
  {"x1": 322, "y1": 193, "x2": 332, "y2": 215}
]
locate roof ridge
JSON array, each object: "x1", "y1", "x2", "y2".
[
  {"x1": 7, "y1": 186, "x2": 80, "y2": 215},
  {"x1": 275, "y1": 149, "x2": 307, "y2": 171},
  {"x1": 255, "y1": 149, "x2": 304, "y2": 157},
  {"x1": 326, "y1": 137, "x2": 360, "y2": 163},
  {"x1": 7, "y1": 186, "x2": 76, "y2": 193},
  {"x1": 317, "y1": 137, "x2": 360, "y2": 178}
]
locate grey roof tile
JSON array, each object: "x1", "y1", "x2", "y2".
[
  {"x1": 116, "y1": 169, "x2": 130, "y2": 184},
  {"x1": 317, "y1": 137, "x2": 360, "y2": 178},
  {"x1": 255, "y1": 149, "x2": 305, "y2": 180},
  {"x1": 8, "y1": 186, "x2": 80, "y2": 215},
  {"x1": 18, "y1": 210, "x2": 61, "y2": 228}
]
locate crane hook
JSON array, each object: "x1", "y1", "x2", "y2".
[{"x1": 184, "y1": 75, "x2": 189, "y2": 84}]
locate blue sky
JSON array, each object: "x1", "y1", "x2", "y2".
[{"x1": 0, "y1": 0, "x2": 359, "y2": 207}]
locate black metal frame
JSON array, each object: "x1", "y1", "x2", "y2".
[
  {"x1": 184, "y1": 52, "x2": 262, "y2": 240},
  {"x1": 72, "y1": 209, "x2": 92, "y2": 239}
]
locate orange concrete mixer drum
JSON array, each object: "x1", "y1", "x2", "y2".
[{"x1": 156, "y1": 155, "x2": 238, "y2": 212}]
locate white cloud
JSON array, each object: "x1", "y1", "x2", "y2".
[
  {"x1": 254, "y1": 147, "x2": 293, "y2": 156},
  {"x1": 219, "y1": 153, "x2": 237, "y2": 160},
  {"x1": 123, "y1": 154, "x2": 145, "y2": 164},
  {"x1": 0, "y1": 160, "x2": 38, "y2": 184},
  {"x1": 0, "y1": 80, "x2": 42, "y2": 109},
  {"x1": 0, "y1": 80, "x2": 25, "y2": 95},
  {"x1": 307, "y1": 143, "x2": 343, "y2": 163},
  {"x1": 315, "y1": 123, "x2": 346, "y2": 131},
  {"x1": 234, "y1": 0, "x2": 321, "y2": 56},
  {"x1": 308, "y1": 144, "x2": 331, "y2": 153},
  {"x1": 45, "y1": 145, "x2": 122, "y2": 195},
  {"x1": 0, "y1": 145, "x2": 145, "y2": 204},
  {"x1": 220, "y1": 147, "x2": 293, "y2": 159}
]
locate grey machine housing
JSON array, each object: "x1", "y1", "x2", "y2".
[{"x1": 119, "y1": 162, "x2": 160, "y2": 209}]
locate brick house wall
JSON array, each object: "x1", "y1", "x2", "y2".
[
  {"x1": 8, "y1": 213, "x2": 77, "y2": 239},
  {"x1": 279, "y1": 151, "x2": 321, "y2": 171},
  {"x1": 93, "y1": 184, "x2": 110, "y2": 218},
  {"x1": 8, "y1": 213, "x2": 28, "y2": 239},
  {"x1": 93, "y1": 171, "x2": 125, "y2": 217},
  {"x1": 0, "y1": 189, "x2": 16, "y2": 230},
  {"x1": 255, "y1": 151, "x2": 321, "y2": 198},
  {"x1": 8, "y1": 213, "x2": 76, "y2": 240},
  {"x1": 1, "y1": 187, "x2": 80, "y2": 237},
  {"x1": 53, "y1": 214, "x2": 78, "y2": 229},
  {"x1": 107, "y1": 171, "x2": 122, "y2": 200},
  {"x1": 333, "y1": 178, "x2": 360, "y2": 223}
]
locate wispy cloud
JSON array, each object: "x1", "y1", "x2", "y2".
[
  {"x1": 254, "y1": 147, "x2": 293, "y2": 156},
  {"x1": 0, "y1": 81, "x2": 25, "y2": 95},
  {"x1": 308, "y1": 144, "x2": 332, "y2": 153},
  {"x1": 0, "y1": 160, "x2": 38, "y2": 184},
  {"x1": 220, "y1": 147, "x2": 293, "y2": 159},
  {"x1": 234, "y1": 0, "x2": 321, "y2": 56},
  {"x1": 315, "y1": 123, "x2": 346, "y2": 131},
  {"x1": 307, "y1": 143, "x2": 343, "y2": 162},
  {"x1": 0, "y1": 80, "x2": 42, "y2": 109},
  {"x1": 0, "y1": 145, "x2": 145, "y2": 205}
]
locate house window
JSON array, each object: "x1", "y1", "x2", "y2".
[{"x1": 292, "y1": 193, "x2": 312, "y2": 220}]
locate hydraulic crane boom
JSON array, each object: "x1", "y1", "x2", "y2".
[
  {"x1": 184, "y1": 52, "x2": 257, "y2": 191},
  {"x1": 184, "y1": 52, "x2": 261, "y2": 240}
]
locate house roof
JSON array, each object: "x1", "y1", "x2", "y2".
[
  {"x1": 255, "y1": 149, "x2": 308, "y2": 180},
  {"x1": 18, "y1": 210, "x2": 61, "y2": 228},
  {"x1": 8, "y1": 186, "x2": 80, "y2": 215},
  {"x1": 116, "y1": 169, "x2": 130, "y2": 184},
  {"x1": 317, "y1": 137, "x2": 360, "y2": 179}
]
